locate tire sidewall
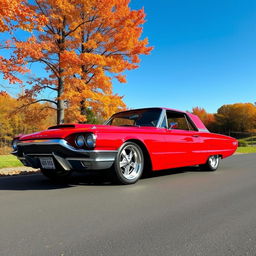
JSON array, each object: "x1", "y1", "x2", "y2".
[{"x1": 207, "y1": 156, "x2": 220, "y2": 171}]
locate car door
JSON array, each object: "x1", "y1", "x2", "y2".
[{"x1": 164, "y1": 111, "x2": 200, "y2": 167}]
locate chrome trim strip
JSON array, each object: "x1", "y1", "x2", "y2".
[
  {"x1": 66, "y1": 157, "x2": 115, "y2": 162},
  {"x1": 52, "y1": 153, "x2": 72, "y2": 171},
  {"x1": 18, "y1": 157, "x2": 26, "y2": 160},
  {"x1": 17, "y1": 139, "x2": 117, "y2": 154},
  {"x1": 198, "y1": 129, "x2": 209, "y2": 132},
  {"x1": 18, "y1": 139, "x2": 62, "y2": 145},
  {"x1": 192, "y1": 149, "x2": 233, "y2": 153},
  {"x1": 156, "y1": 109, "x2": 166, "y2": 128}
]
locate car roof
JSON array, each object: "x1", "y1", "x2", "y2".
[
  {"x1": 114, "y1": 107, "x2": 187, "y2": 114},
  {"x1": 113, "y1": 107, "x2": 209, "y2": 131}
]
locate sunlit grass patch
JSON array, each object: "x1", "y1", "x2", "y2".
[
  {"x1": 0, "y1": 155, "x2": 23, "y2": 169},
  {"x1": 236, "y1": 147, "x2": 256, "y2": 154}
]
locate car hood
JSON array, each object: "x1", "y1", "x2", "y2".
[{"x1": 18, "y1": 124, "x2": 157, "y2": 141}]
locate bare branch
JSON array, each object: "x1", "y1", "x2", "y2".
[
  {"x1": 35, "y1": 0, "x2": 56, "y2": 34},
  {"x1": 65, "y1": 16, "x2": 98, "y2": 37},
  {"x1": 16, "y1": 99, "x2": 57, "y2": 111},
  {"x1": 86, "y1": 73, "x2": 95, "y2": 84},
  {"x1": 40, "y1": 59, "x2": 59, "y2": 78}
]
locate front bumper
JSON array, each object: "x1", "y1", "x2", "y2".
[{"x1": 12, "y1": 139, "x2": 117, "y2": 171}]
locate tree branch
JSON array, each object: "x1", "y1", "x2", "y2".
[
  {"x1": 65, "y1": 16, "x2": 97, "y2": 37},
  {"x1": 39, "y1": 59, "x2": 59, "y2": 78},
  {"x1": 17, "y1": 99, "x2": 57, "y2": 111},
  {"x1": 35, "y1": 0, "x2": 56, "y2": 34}
]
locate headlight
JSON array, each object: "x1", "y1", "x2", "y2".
[
  {"x1": 75, "y1": 135, "x2": 85, "y2": 148},
  {"x1": 85, "y1": 134, "x2": 96, "y2": 148},
  {"x1": 12, "y1": 139, "x2": 19, "y2": 150}
]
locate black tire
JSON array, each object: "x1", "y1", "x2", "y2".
[
  {"x1": 200, "y1": 155, "x2": 220, "y2": 171},
  {"x1": 114, "y1": 142, "x2": 144, "y2": 185},
  {"x1": 41, "y1": 168, "x2": 71, "y2": 182}
]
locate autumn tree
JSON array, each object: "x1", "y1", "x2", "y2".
[
  {"x1": 191, "y1": 107, "x2": 215, "y2": 130},
  {"x1": 15, "y1": 0, "x2": 153, "y2": 124},
  {"x1": 0, "y1": 0, "x2": 46, "y2": 84},
  {"x1": 0, "y1": 91, "x2": 55, "y2": 142},
  {"x1": 215, "y1": 103, "x2": 256, "y2": 133}
]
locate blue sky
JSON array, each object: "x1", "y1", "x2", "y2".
[{"x1": 113, "y1": 0, "x2": 256, "y2": 113}]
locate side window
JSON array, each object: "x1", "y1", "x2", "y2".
[{"x1": 166, "y1": 111, "x2": 197, "y2": 131}]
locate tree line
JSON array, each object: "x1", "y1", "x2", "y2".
[
  {"x1": 1, "y1": 92, "x2": 255, "y2": 143},
  {"x1": 192, "y1": 103, "x2": 256, "y2": 134}
]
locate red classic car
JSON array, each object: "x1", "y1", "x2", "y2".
[{"x1": 12, "y1": 108, "x2": 238, "y2": 184}]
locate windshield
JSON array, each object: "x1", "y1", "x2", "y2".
[{"x1": 106, "y1": 108, "x2": 162, "y2": 127}]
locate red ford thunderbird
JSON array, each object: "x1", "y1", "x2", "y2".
[{"x1": 12, "y1": 108, "x2": 238, "y2": 184}]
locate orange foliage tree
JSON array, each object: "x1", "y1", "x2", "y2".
[
  {"x1": 0, "y1": 0, "x2": 46, "y2": 84},
  {"x1": 215, "y1": 103, "x2": 256, "y2": 133},
  {"x1": 0, "y1": 91, "x2": 55, "y2": 142},
  {"x1": 15, "y1": 0, "x2": 153, "y2": 124},
  {"x1": 191, "y1": 107, "x2": 215, "y2": 130}
]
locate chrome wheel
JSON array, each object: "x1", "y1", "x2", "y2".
[
  {"x1": 119, "y1": 144, "x2": 143, "y2": 180},
  {"x1": 200, "y1": 155, "x2": 220, "y2": 171},
  {"x1": 114, "y1": 142, "x2": 144, "y2": 184},
  {"x1": 208, "y1": 155, "x2": 219, "y2": 169}
]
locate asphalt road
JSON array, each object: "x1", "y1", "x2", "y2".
[{"x1": 1, "y1": 154, "x2": 256, "y2": 256}]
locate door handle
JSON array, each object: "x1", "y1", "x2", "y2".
[{"x1": 192, "y1": 135, "x2": 200, "y2": 138}]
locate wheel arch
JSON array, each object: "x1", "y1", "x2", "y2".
[{"x1": 124, "y1": 139, "x2": 152, "y2": 172}]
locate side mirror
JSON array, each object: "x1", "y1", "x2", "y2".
[{"x1": 169, "y1": 122, "x2": 178, "y2": 129}]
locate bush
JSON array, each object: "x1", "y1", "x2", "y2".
[
  {"x1": 238, "y1": 139, "x2": 248, "y2": 147},
  {"x1": 0, "y1": 146, "x2": 12, "y2": 155}
]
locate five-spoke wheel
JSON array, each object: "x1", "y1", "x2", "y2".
[{"x1": 114, "y1": 142, "x2": 144, "y2": 184}]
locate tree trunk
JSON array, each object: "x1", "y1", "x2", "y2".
[
  {"x1": 79, "y1": 14, "x2": 88, "y2": 119},
  {"x1": 57, "y1": 76, "x2": 65, "y2": 124},
  {"x1": 56, "y1": 19, "x2": 66, "y2": 124}
]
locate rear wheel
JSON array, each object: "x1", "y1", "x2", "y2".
[
  {"x1": 200, "y1": 155, "x2": 220, "y2": 171},
  {"x1": 114, "y1": 142, "x2": 144, "y2": 185},
  {"x1": 41, "y1": 168, "x2": 71, "y2": 182}
]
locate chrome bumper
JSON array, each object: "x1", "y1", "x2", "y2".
[{"x1": 12, "y1": 139, "x2": 117, "y2": 171}]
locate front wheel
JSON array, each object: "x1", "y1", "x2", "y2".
[
  {"x1": 114, "y1": 142, "x2": 144, "y2": 185},
  {"x1": 200, "y1": 155, "x2": 220, "y2": 171}
]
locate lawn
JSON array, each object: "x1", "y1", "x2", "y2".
[
  {"x1": 0, "y1": 155, "x2": 23, "y2": 169},
  {"x1": 236, "y1": 147, "x2": 256, "y2": 154}
]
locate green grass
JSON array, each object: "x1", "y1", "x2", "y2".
[
  {"x1": 243, "y1": 136, "x2": 256, "y2": 142},
  {"x1": 0, "y1": 155, "x2": 23, "y2": 169},
  {"x1": 236, "y1": 147, "x2": 256, "y2": 154}
]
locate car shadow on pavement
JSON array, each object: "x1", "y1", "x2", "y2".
[
  {"x1": 0, "y1": 165, "x2": 204, "y2": 190},
  {"x1": 0, "y1": 173, "x2": 72, "y2": 191},
  {"x1": 143, "y1": 165, "x2": 204, "y2": 179}
]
